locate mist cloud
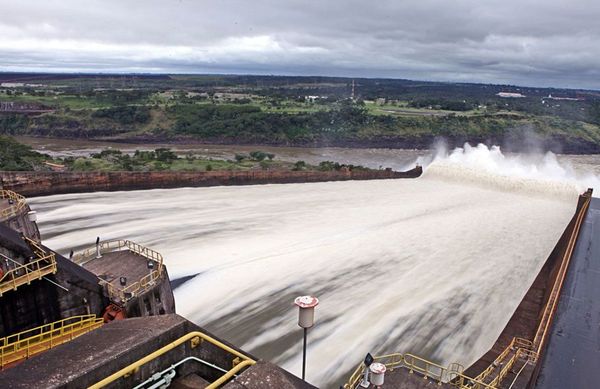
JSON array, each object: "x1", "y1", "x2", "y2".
[{"x1": 1, "y1": 0, "x2": 599, "y2": 89}]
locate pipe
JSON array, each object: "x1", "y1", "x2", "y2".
[
  {"x1": 88, "y1": 331, "x2": 256, "y2": 389},
  {"x1": 206, "y1": 360, "x2": 254, "y2": 389},
  {"x1": 146, "y1": 370, "x2": 176, "y2": 389},
  {"x1": 132, "y1": 356, "x2": 232, "y2": 389}
]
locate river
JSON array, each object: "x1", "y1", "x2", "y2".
[{"x1": 26, "y1": 142, "x2": 598, "y2": 388}]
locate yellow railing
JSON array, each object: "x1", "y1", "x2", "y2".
[
  {"x1": 0, "y1": 189, "x2": 27, "y2": 221},
  {"x1": 343, "y1": 348, "x2": 538, "y2": 389},
  {"x1": 102, "y1": 268, "x2": 162, "y2": 303},
  {"x1": 0, "y1": 239, "x2": 57, "y2": 297},
  {"x1": 474, "y1": 338, "x2": 535, "y2": 384},
  {"x1": 72, "y1": 239, "x2": 164, "y2": 303},
  {"x1": 89, "y1": 331, "x2": 256, "y2": 389},
  {"x1": 532, "y1": 192, "x2": 591, "y2": 356},
  {"x1": 0, "y1": 314, "x2": 104, "y2": 369},
  {"x1": 73, "y1": 240, "x2": 163, "y2": 274}
]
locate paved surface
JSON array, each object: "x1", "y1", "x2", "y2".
[
  {"x1": 0, "y1": 199, "x2": 12, "y2": 214},
  {"x1": 382, "y1": 367, "x2": 453, "y2": 388},
  {"x1": 0, "y1": 315, "x2": 188, "y2": 388},
  {"x1": 223, "y1": 361, "x2": 316, "y2": 389},
  {"x1": 83, "y1": 251, "x2": 151, "y2": 289},
  {"x1": 534, "y1": 197, "x2": 600, "y2": 389}
]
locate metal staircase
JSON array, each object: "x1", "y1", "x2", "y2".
[{"x1": 0, "y1": 239, "x2": 57, "y2": 297}]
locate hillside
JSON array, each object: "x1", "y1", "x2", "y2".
[{"x1": 1, "y1": 73, "x2": 600, "y2": 153}]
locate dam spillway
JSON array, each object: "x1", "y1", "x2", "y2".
[{"x1": 29, "y1": 160, "x2": 580, "y2": 388}]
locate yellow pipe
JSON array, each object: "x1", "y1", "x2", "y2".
[
  {"x1": 88, "y1": 331, "x2": 256, "y2": 389},
  {"x1": 205, "y1": 360, "x2": 255, "y2": 389}
]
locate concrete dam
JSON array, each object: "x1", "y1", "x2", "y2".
[{"x1": 25, "y1": 144, "x2": 588, "y2": 388}]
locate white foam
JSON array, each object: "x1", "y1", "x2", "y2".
[{"x1": 29, "y1": 154, "x2": 578, "y2": 387}]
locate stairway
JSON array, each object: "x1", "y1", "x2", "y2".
[{"x1": 0, "y1": 254, "x2": 58, "y2": 297}]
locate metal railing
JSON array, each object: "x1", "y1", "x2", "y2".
[
  {"x1": 0, "y1": 314, "x2": 104, "y2": 369},
  {"x1": 72, "y1": 240, "x2": 163, "y2": 271},
  {"x1": 473, "y1": 338, "x2": 535, "y2": 384},
  {"x1": 0, "y1": 189, "x2": 27, "y2": 221},
  {"x1": 89, "y1": 330, "x2": 256, "y2": 389},
  {"x1": 344, "y1": 346, "x2": 538, "y2": 389},
  {"x1": 532, "y1": 193, "x2": 591, "y2": 356},
  {"x1": 102, "y1": 268, "x2": 162, "y2": 303},
  {"x1": 72, "y1": 240, "x2": 164, "y2": 303},
  {"x1": 0, "y1": 238, "x2": 57, "y2": 297}
]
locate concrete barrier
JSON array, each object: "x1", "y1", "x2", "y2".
[{"x1": 0, "y1": 167, "x2": 423, "y2": 197}]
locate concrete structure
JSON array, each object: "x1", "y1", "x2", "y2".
[
  {"x1": 0, "y1": 314, "x2": 315, "y2": 389},
  {"x1": 0, "y1": 222, "x2": 106, "y2": 338},
  {"x1": 72, "y1": 240, "x2": 176, "y2": 317},
  {"x1": 0, "y1": 189, "x2": 40, "y2": 241},
  {"x1": 532, "y1": 197, "x2": 600, "y2": 388},
  {"x1": 0, "y1": 167, "x2": 423, "y2": 197},
  {"x1": 497, "y1": 92, "x2": 526, "y2": 98}
]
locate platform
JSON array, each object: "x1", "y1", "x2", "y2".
[
  {"x1": 72, "y1": 240, "x2": 164, "y2": 304},
  {"x1": 83, "y1": 251, "x2": 154, "y2": 292}
]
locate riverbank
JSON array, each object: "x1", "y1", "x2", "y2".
[{"x1": 0, "y1": 167, "x2": 423, "y2": 197}]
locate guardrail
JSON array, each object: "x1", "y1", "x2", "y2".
[
  {"x1": 0, "y1": 314, "x2": 104, "y2": 369},
  {"x1": 89, "y1": 330, "x2": 256, "y2": 389},
  {"x1": 102, "y1": 268, "x2": 162, "y2": 304},
  {"x1": 474, "y1": 338, "x2": 535, "y2": 385},
  {"x1": 0, "y1": 189, "x2": 27, "y2": 221},
  {"x1": 532, "y1": 192, "x2": 591, "y2": 356},
  {"x1": 73, "y1": 240, "x2": 163, "y2": 272},
  {"x1": 344, "y1": 346, "x2": 538, "y2": 389},
  {"x1": 0, "y1": 238, "x2": 57, "y2": 297},
  {"x1": 72, "y1": 240, "x2": 164, "y2": 304}
]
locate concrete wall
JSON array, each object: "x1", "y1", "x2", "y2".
[
  {"x1": 0, "y1": 167, "x2": 422, "y2": 197},
  {"x1": 0, "y1": 315, "x2": 257, "y2": 389},
  {"x1": 463, "y1": 189, "x2": 593, "y2": 379},
  {"x1": 0, "y1": 254, "x2": 108, "y2": 338},
  {"x1": 2, "y1": 204, "x2": 41, "y2": 242},
  {"x1": 124, "y1": 267, "x2": 176, "y2": 317}
]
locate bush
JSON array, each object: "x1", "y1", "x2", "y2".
[
  {"x1": 92, "y1": 106, "x2": 151, "y2": 125},
  {"x1": 0, "y1": 136, "x2": 46, "y2": 170},
  {"x1": 293, "y1": 160, "x2": 306, "y2": 171},
  {"x1": 249, "y1": 151, "x2": 267, "y2": 161}
]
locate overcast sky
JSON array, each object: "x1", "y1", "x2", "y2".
[{"x1": 1, "y1": 0, "x2": 599, "y2": 89}]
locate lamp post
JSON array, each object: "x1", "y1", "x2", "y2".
[{"x1": 294, "y1": 295, "x2": 319, "y2": 381}]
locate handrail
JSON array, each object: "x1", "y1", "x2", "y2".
[
  {"x1": 72, "y1": 240, "x2": 163, "y2": 274},
  {"x1": 101, "y1": 268, "x2": 162, "y2": 303},
  {"x1": 474, "y1": 338, "x2": 534, "y2": 383},
  {"x1": 0, "y1": 239, "x2": 57, "y2": 296},
  {"x1": 88, "y1": 331, "x2": 256, "y2": 389},
  {"x1": 532, "y1": 192, "x2": 591, "y2": 355},
  {"x1": 0, "y1": 189, "x2": 27, "y2": 221},
  {"x1": 72, "y1": 239, "x2": 164, "y2": 303},
  {"x1": 0, "y1": 314, "x2": 104, "y2": 368},
  {"x1": 343, "y1": 352, "x2": 498, "y2": 389}
]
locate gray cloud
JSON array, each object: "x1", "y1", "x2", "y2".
[{"x1": 1, "y1": 0, "x2": 599, "y2": 89}]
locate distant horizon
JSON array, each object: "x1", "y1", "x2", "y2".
[
  {"x1": 3, "y1": 1, "x2": 600, "y2": 91},
  {"x1": 0, "y1": 70, "x2": 598, "y2": 93}
]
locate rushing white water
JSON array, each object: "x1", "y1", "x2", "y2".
[{"x1": 29, "y1": 144, "x2": 585, "y2": 388}]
